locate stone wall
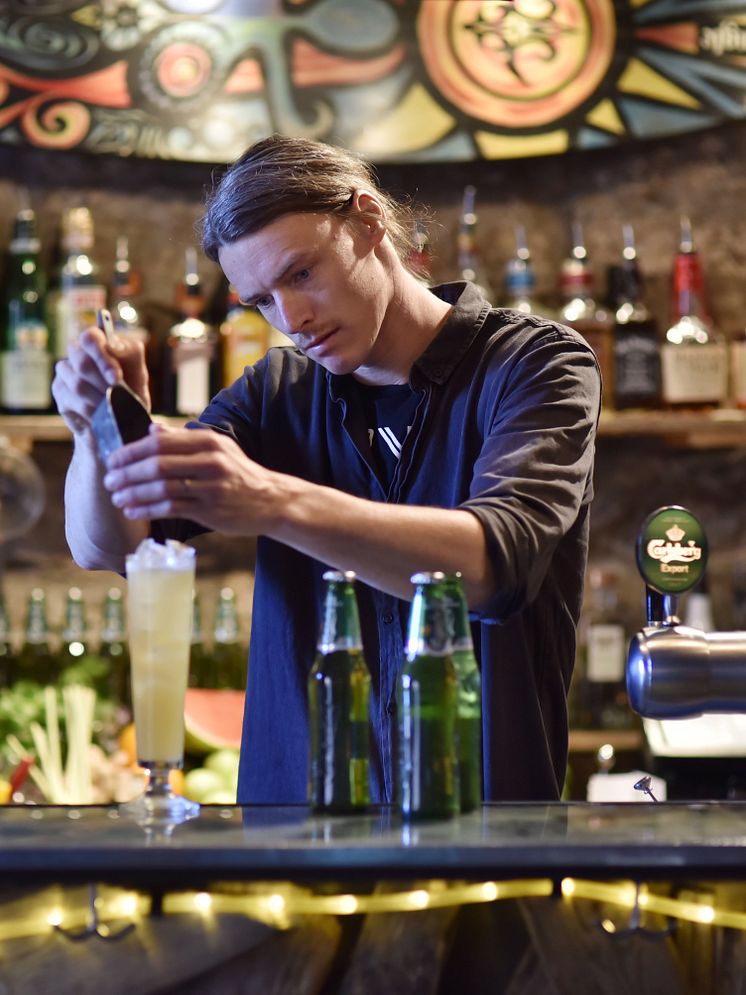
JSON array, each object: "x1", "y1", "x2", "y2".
[{"x1": 3, "y1": 121, "x2": 746, "y2": 640}]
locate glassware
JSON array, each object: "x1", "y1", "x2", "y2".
[{"x1": 121, "y1": 538, "x2": 199, "y2": 826}]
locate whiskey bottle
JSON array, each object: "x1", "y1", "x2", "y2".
[
  {"x1": 54, "y1": 206, "x2": 107, "y2": 358},
  {"x1": 220, "y1": 284, "x2": 270, "y2": 389},
  {"x1": 558, "y1": 222, "x2": 614, "y2": 404},
  {"x1": 661, "y1": 217, "x2": 727, "y2": 408},
  {"x1": 607, "y1": 224, "x2": 661, "y2": 409},
  {"x1": 162, "y1": 247, "x2": 220, "y2": 416},
  {"x1": 1, "y1": 200, "x2": 53, "y2": 413}
]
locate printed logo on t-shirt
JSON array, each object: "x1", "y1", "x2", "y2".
[{"x1": 368, "y1": 425, "x2": 411, "y2": 458}]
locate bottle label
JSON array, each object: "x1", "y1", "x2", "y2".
[
  {"x1": 222, "y1": 309, "x2": 269, "y2": 385},
  {"x1": 56, "y1": 285, "x2": 107, "y2": 357},
  {"x1": 586, "y1": 623, "x2": 626, "y2": 682},
  {"x1": 731, "y1": 340, "x2": 746, "y2": 408},
  {"x1": 613, "y1": 326, "x2": 661, "y2": 405},
  {"x1": 661, "y1": 342, "x2": 728, "y2": 404},
  {"x1": 1, "y1": 331, "x2": 52, "y2": 409},
  {"x1": 173, "y1": 340, "x2": 210, "y2": 415}
]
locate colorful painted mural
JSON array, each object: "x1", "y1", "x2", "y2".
[{"x1": 2, "y1": 0, "x2": 746, "y2": 162}]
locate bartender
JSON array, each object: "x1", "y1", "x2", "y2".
[{"x1": 51, "y1": 134, "x2": 601, "y2": 806}]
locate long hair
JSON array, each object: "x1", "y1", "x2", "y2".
[{"x1": 200, "y1": 134, "x2": 420, "y2": 269}]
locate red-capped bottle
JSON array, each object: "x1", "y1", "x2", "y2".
[{"x1": 661, "y1": 217, "x2": 727, "y2": 409}]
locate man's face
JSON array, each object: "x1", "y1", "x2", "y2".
[{"x1": 218, "y1": 211, "x2": 390, "y2": 377}]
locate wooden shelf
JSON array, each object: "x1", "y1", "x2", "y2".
[
  {"x1": 0, "y1": 414, "x2": 182, "y2": 451},
  {"x1": 569, "y1": 728, "x2": 643, "y2": 754},
  {"x1": 599, "y1": 407, "x2": 746, "y2": 447},
  {"x1": 3, "y1": 409, "x2": 746, "y2": 450}
]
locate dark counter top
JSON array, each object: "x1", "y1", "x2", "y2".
[{"x1": 3, "y1": 801, "x2": 746, "y2": 886}]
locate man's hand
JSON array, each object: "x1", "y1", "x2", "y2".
[
  {"x1": 102, "y1": 425, "x2": 280, "y2": 535},
  {"x1": 52, "y1": 329, "x2": 150, "y2": 437}
]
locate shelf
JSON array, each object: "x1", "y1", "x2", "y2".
[
  {"x1": 599, "y1": 408, "x2": 746, "y2": 447},
  {"x1": 0, "y1": 414, "x2": 182, "y2": 451},
  {"x1": 569, "y1": 728, "x2": 643, "y2": 754},
  {"x1": 3, "y1": 409, "x2": 746, "y2": 450}
]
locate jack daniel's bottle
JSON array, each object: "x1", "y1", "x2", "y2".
[
  {"x1": 661, "y1": 217, "x2": 727, "y2": 409},
  {"x1": 607, "y1": 225, "x2": 661, "y2": 409}
]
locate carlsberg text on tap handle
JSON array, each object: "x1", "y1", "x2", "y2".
[{"x1": 636, "y1": 505, "x2": 708, "y2": 597}]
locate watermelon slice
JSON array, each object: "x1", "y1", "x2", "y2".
[{"x1": 184, "y1": 688, "x2": 245, "y2": 755}]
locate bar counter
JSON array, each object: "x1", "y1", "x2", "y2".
[
  {"x1": 2, "y1": 800, "x2": 746, "y2": 884},
  {"x1": 4, "y1": 802, "x2": 746, "y2": 994}
]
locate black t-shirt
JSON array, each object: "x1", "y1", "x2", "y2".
[{"x1": 354, "y1": 382, "x2": 419, "y2": 489}]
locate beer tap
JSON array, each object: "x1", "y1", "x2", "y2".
[{"x1": 626, "y1": 506, "x2": 746, "y2": 718}]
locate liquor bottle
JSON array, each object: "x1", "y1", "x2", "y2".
[
  {"x1": 308, "y1": 570, "x2": 371, "y2": 813},
  {"x1": 58, "y1": 586, "x2": 89, "y2": 672},
  {"x1": 503, "y1": 225, "x2": 536, "y2": 315},
  {"x1": 457, "y1": 185, "x2": 494, "y2": 300},
  {"x1": 661, "y1": 216, "x2": 727, "y2": 408},
  {"x1": 99, "y1": 587, "x2": 131, "y2": 710},
  {"x1": 570, "y1": 567, "x2": 634, "y2": 730},
  {"x1": 54, "y1": 206, "x2": 107, "y2": 359},
  {"x1": 188, "y1": 590, "x2": 211, "y2": 688},
  {"x1": 111, "y1": 236, "x2": 151, "y2": 348},
  {"x1": 0, "y1": 592, "x2": 15, "y2": 688},
  {"x1": 397, "y1": 571, "x2": 460, "y2": 820},
  {"x1": 17, "y1": 588, "x2": 57, "y2": 686},
  {"x1": 607, "y1": 224, "x2": 661, "y2": 409},
  {"x1": 211, "y1": 586, "x2": 247, "y2": 690},
  {"x1": 443, "y1": 573, "x2": 482, "y2": 812},
  {"x1": 408, "y1": 217, "x2": 433, "y2": 285},
  {"x1": 1, "y1": 201, "x2": 53, "y2": 413},
  {"x1": 162, "y1": 247, "x2": 220, "y2": 416},
  {"x1": 558, "y1": 222, "x2": 614, "y2": 405},
  {"x1": 220, "y1": 284, "x2": 270, "y2": 389}
]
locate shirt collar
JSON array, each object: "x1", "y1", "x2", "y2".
[{"x1": 328, "y1": 280, "x2": 492, "y2": 399}]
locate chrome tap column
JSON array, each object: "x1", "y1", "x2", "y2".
[{"x1": 624, "y1": 506, "x2": 746, "y2": 718}]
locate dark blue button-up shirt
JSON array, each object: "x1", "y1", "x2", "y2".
[{"x1": 164, "y1": 282, "x2": 601, "y2": 804}]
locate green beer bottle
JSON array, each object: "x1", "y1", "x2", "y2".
[
  {"x1": 308, "y1": 570, "x2": 371, "y2": 813},
  {"x1": 444, "y1": 573, "x2": 482, "y2": 812},
  {"x1": 188, "y1": 590, "x2": 211, "y2": 688},
  {"x1": 0, "y1": 591, "x2": 15, "y2": 687},
  {"x1": 212, "y1": 587, "x2": 247, "y2": 689},
  {"x1": 99, "y1": 587, "x2": 131, "y2": 711},
  {"x1": 398, "y1": 572, "x2": 460, "y2": 820},
  {"x1": 17, "y1": 588, "x2": 57, "y2": 686}
]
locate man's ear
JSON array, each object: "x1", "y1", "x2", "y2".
[{"x1": 351, "y1": 189, "x2": 386, "y2": 244}]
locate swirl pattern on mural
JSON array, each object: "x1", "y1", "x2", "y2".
[{"x1": 1, "y1": 0, "x2": 746, "y2": 161}]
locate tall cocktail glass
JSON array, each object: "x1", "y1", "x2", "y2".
[{"x1": 121, "y1": 538, "x2": 199, "y2": 825}]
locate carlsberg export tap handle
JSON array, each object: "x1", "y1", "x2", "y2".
[{"x1": 635, "y1": 505, "x2": 708, "y2": 616}]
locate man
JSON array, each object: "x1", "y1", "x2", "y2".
[{"x1": 53, "y1": 135, "x2": 601, "y2": 805}]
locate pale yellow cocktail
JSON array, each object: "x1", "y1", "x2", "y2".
[
  {"x1": 127, "y1": 564, "x2": 194, "y2": 763},
  {"x1": 124, "y1": 538, "x2": 198, "y2": 826}
]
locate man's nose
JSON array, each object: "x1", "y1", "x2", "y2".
[{"x1": 275, "y1": 292, "x2": 312, "y2": 335}]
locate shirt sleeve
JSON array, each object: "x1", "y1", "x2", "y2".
[{"x1": 460, "y1": 325, "x2": 601, "y2": 622}]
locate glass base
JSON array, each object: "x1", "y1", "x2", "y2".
[{"x1": 120, "y1": 764, "x2": 200, "y2": 829}]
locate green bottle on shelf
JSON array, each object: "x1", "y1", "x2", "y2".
[
  {"x1": 398, "y1": 571, "x2": 460, "y2": 820},
  {"x1": 99, "y1": 587, "x2": 131, "y2": 711},
  {"x1": 188, "y1": 590, "x2": 211, "y2": 688},
  {"x1": 308, "y1": 570, "x2": 371, "y2": 814},
  {"x1": 17, "y1": 588, "x2": 57, "y2": 686},
  {"x1": 212, "y1": 587, "x2": 247, "y2": 690},
  {"x1": 444, "y1": 573, "x2": 482, "y2": 813},
  {"x1": 0, "y1": 591, "x2": 15, "y2": 688},
  {"x1": 1, "y1": 199, "x2": 53, "y2": 414}
]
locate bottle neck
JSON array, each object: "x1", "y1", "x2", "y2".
[
  {"x1": 405, "y1": 586, "x2": 452, "y2": 659},
  {"x1": 318, "y1": 581, "x2": 363, "y2": 653}
]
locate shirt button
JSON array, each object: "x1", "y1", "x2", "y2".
[{"x1": 382, "y1": 612, "x2": 394, "y2": 624}]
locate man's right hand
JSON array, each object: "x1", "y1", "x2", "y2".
[{"x1": 52, "y1": 328, "x2": 151, "y2": 439}]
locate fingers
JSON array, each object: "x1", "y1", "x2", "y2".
[{"x1": 106, "y1": 425, "x2": 228, "y2": 469}]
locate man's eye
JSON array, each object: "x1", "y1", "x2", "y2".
[
  {"x1": 294, "y1": 268, "x2": 310, "y2": 284},
  {"x1": 255, "y1": 295, "x2": 272, "y2": 310}
]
